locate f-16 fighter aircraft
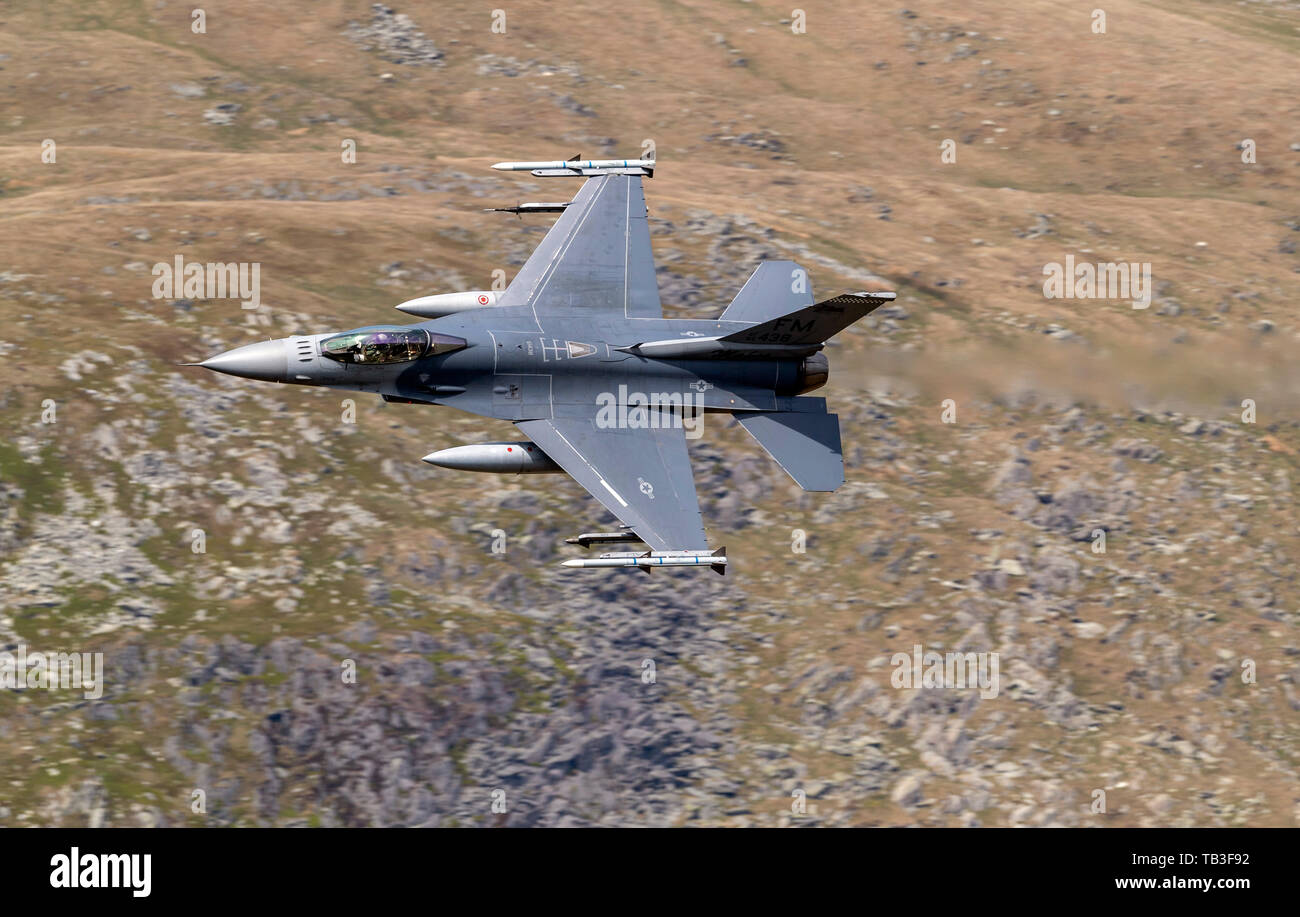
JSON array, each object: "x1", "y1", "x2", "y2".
[{"x1": 192, "y1": 157, "x2": 895, "y2": 573}]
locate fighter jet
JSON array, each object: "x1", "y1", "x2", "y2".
[{"x1": 192, "y1": 159, "x2": 894, "y2": 573}]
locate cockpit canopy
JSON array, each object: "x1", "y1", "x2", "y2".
[{"x1": 320, "y1": 327, "x2": 465, "y2": 365}]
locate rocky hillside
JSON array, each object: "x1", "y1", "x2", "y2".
[{"x1": 0, "y1": 0, "x2": 1297, "y2": 826}]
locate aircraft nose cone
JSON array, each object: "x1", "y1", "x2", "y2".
[{"x1": 198, "y1": 339, "x2": 288, "y2": 382}]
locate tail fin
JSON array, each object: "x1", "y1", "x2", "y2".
[
  {"x1": 737, "y1": 410, "x2": 844, "y2": 491},
  {"x1": 719, "y1": 261, "x2": 813, "y2": 324},
  {"x1": 720, "y1": 291, "x2": 895, "y2": 347}
]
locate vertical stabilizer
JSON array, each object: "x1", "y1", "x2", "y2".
[{"x1": 719, "y1": 261, "x2": 814, "y2": 324}]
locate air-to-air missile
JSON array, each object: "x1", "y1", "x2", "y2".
[
  {"x1": 560, "y1": 548, "x2": 727, "y2": 575},
  {"x1": 484, "y1": 202, "x2": 572, "y2": 215},
  {"x1": 565, "y1": 530, "x2": 643, "y2": 547},
  {"x1": 491, "y1": 158, "x2": 655, "y2": 177}
]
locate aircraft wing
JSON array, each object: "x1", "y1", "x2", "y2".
[
  {"x1": 496, "y1": 174, "x2": 663, "y2": 319},
  {"x1": 516, "y1": 412, "x2": 707, "y2": 551}
]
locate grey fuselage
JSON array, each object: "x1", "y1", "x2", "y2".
[{"x1": 284, "y1": 306, "x2": 824, "y2": 420}]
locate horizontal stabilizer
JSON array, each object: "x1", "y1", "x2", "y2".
[
  {"x1": 738, "y1": 411, "x2": 844, "y2": 491},
  {"x1": 720, "y1": 291, "x2": 895, "y2": 347},
  {"x1": 719, "y1": 261, "x2": 814, "y2": 324}
]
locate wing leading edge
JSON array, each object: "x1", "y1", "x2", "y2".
[
  {"x1": 516, "y1": 412, "x2": 707, "y2": 552},
  {"x1": 497, "y1": 173, "x2": 662, "y2": 320}
]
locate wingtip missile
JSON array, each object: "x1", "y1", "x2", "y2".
[
  {"x1": 492, "y1": 158, "x2": 655, "y2": 177},
  {"x1": 492, "y1": 158, "x2": 654, "y2": 171},
  {"x1": 559, "y1": 548, "x2": 726, "y2": 574}
]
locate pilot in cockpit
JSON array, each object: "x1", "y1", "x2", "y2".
[{"x1": 320, "y1": 327, "x2": 464, "y2": 365}]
